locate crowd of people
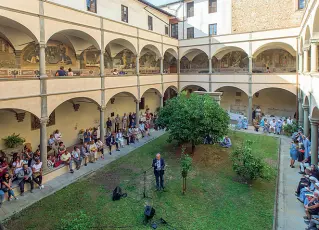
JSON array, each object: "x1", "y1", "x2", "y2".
[
  {"x1": 290, "y1": 128, "x2": 319, "y2": 229},
  {"x1": 0, "y1": 109, "x2": 158, "y2": 208},
  {"x1": 235, "y1": 106, "x2": 295, "y2": 135}
]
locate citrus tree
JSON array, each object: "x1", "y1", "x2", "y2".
[{"x1": 156, "y1": 92, "x2": 229, "y2": 153}]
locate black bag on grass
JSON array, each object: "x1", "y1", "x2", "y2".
[{"x1": 112, "y1": 186, "x2": 127, "y2": 201}]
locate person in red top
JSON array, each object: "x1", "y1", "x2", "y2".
[{"x1": 0, "y1": 157, "x2": 8, "y2": 178}]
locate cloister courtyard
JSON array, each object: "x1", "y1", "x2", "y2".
[{"x1": 3, "y1": 131, "x2": 278, "y2": 230}]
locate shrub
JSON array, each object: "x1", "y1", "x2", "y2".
[
  {"x1": 231, "y1": 140, "x2": 268, "y2": 182},
  {"x1": 283, "y1": 121, "x2": 298, "y2": 136},
  {"x1": 2, "y1": 133, "x2": 25, "y2": 148}
]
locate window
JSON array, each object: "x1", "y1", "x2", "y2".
[
  {"x1": 171, "y1": 23, "x2": 178, "y2": 39},
  {"x1": 148, "y1": 16, "x2": 153, "y2": 30},
  {"x1": 121, "y1": 5, "x2": 128, "y2": 23},
  {"x1": 187, "y1": 27, "x2": 194, "y2": 39},
  {"x1": 209, "y1": 23, "x2": 217, "y2": 36},
  {"x1": 298, "y1": 0, "x2": 306, "y2": 9},
  {"x1": 209, "y1": 0, "x2": 217, "y2": 13},
  {"x1": 187, "y1": 2, "x2": 194, "y2": 18},
  {"x1": 86, "y1": 0, "x2": 97, "y2": 13},
  {"x1": 165, "y1": 26, "x2": 169, "y2": 35}
]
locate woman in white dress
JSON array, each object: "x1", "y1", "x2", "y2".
[
  {"x1": 88, "y1": 140, "x2": 98, "y2": 163},
  {"x1": 12, "y1": 156, "x2": 23, "y2": 177}
]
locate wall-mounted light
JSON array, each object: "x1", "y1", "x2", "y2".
[
  {"x1": 111, "y1": 98, "x2": 115, "y2": 104},
  {"x1": 255, "y1": 92, "x2": 259, "y2": 98}
]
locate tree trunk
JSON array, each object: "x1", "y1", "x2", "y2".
[{"x1": 191, "y1": 140, "x2": 195, "y2": 154}]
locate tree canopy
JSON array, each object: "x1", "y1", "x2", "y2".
[{"x1": 156, "y1": 92, "x2": 229, "y2": 153}]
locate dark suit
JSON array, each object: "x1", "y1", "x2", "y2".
[{"x1": 152, "y1": 158, "x2": 165, "y2": 190}]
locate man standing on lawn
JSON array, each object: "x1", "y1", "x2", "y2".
[{"x1": 152, "y1": 153, "x2": 165, "y2": 191}]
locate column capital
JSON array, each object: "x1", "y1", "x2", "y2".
[
  {"x1": 134, "y1": 99, "x2": 140, "y2": 103},
  {"x1": 39, "y1": 43, "x2": 47, "y2": 49},
  {"x1": 303, "y1": 104, "x2": 310, "y2": 110},
  {"x1": 100, "y1": 50, "x2": 105, "y2": 54},
  {"x1": 311, "y1": 39, "x2": 319, "y2": 44},
  {"x1": 248, "y1": 95, "x2": 253, "y2": 99},
  {"x1": 310, "y1": 118, "x2": 319, "y2": 125},
  {"x1": 40, "y1": 117, "x2": 49, "y2": 125},
  {"x1": 303, "y1": 47, "x2": 310, "y2": 52},
  {"x1": 99, "y1": 106, "x2": 106, "y2": 112},
  {"x1": 298, "y1": 97, "x2": 303, "y2": 102}
]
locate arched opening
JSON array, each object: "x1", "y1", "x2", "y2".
[
  {"x1": 180, "y1": 49, "x2": 209, "y2": 73},
  {"x1": 163, "y1": 86, "x2": 178, "y2": 105},
  {"x1": 42, "y1": 30, "x2": 100, "y2": 77},
  {"x1": 163, "y1": 49, "x2": 177, "y2": 74},
  {"x1": 141, "y1": 88, "x2": 162, "y2": 113},
  {"x1": 105, "y1": 92, "x2": 138, "y2": 131},
  {"x1": 182, "y1": 85, "x2": 207, "y2": 94},
  {"x1": 0, "y1": 108, "x2": 41, "y2": 160},
  {"x1": 252, "y1": 43, "x2": 296, "y2": 73},
  {"x1": 252, "y1": 88, "x2": 296, "y2": 118},
  {"x1": 139, "y1": 45, "x2": 161, "y2": 74},
  {"x1": 215, "y1": 86, "x2": 248, "y2": 122},
  {"x1": 105, "y1": 39, "x2": 137, "y2": 75},
  {"x1": 0, "y1": 16, "x2": 38, "y2": 78},
  {"x1": 212, "y1": 47, "x2": 248, "y2": 73},
  {"x1": 47, "y1": 97, "x2": 101, "y2": 148}
]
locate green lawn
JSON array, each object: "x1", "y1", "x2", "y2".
[{"x1": 5, "y1": 131, "x2": 279, "y2": 230}]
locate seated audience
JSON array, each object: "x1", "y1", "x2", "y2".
[
  {"x1": 95, "y1": 138, "x2": 105, "y2": 159},
  {"x1": 204, "y1": 134, "x2": 213, "y2": 144},
  {"x1": 304, "y1": 191, "x2": 319, "y2": 222},
  {"x1": 116, "y1": 130, "x2": 125, "y2": 148},
  {"x1": 220, "y1": 136, "x2": 232, "y2": 148},
  {"x1": 71, "y1": 146, "x2": 82, "y2": 170},
  {"x1": 128, "y1": 126, "x2": 135, "y2": 143},
  {"x1": 47, "y1": 155, "x2": 54, "y2": 169},
  {"x1": 80, "y1": 142, "x2": 89, "y2": 166},
  {"x1": 106, "y1": 133, "x2": 120, "y2": 154},
  {"x1": 88, "y1": 140, "x2": 98, "y2": 163},
  {"x1": 58, "y1": 142, "x2": 66, "y2": 160},
  {"x1": 300, "y1": 151, "x2": 312, "y2": 174},
  {"x1": 12, "y1": 156, "x2": 23, "y2": 178},
  {"x1": 0, "y1": 157, "x2": 8, "y2": 178},
  {"x1": 17, "y1": 164, "x2": 34, "y2": 196},
  {"x1": 139, "y1": 122, "x2": 146, "y2": 137},
  {"x1": 83, "y1": 129, "x2": 91, "y2": 144},
  {"x1": 253, "y1": 119, "x2": 260, "y2": 132},
  {"x1": 32, "y1": 158, "x2": 44, "y2": 189},
  {"x1": 269, "y1": 119, "x2": 276, "y2": 134},
  {"x1": 60, "y1": 151, "x2": 74, "y2": 173},
  {"x1": 54, "y1": 129, "x2": 62, "y2": 143},
  {"x1": 1, "y1": 172, "x2": 18, "y2": 201}
]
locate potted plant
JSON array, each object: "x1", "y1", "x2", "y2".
[
  {"x1": 2, "y1": 133, "x2": 25, "y2": 148},
  {"x1": 180, "y1": 147, "x2": 192, "y2": 194}
]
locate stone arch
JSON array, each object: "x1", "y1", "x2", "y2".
[
  {"x1": 252, "y1": 87, "x2": 297, "y2": 117},
  {"x1": 47, "y1": 92, "x2": 101, "y2": 116},
  {"x1": 139, "y1": 44, "x2": 162, "y2": 58},
  {"x1": 312, "y1": 6, "x2": 319, "y2": 38},
  {"x1": 105, "y1": 38, "x2": 137, "y2": 56},
  {"x1": 105, "y1": 89, "x2": 138, "y2": 106},
  {"x1": 0, "y1": 98, "x2": 41, "y2": 118},
  {"x1": 45, "y1": 29, "x2": 100, "y2": 51},
  {"x1": 252, "y1": 85, "x2": 297, "y2": 96},
  {"x1": 163, "y1": 85, "x2": 178, "y2": 94},
  {"x1": 181, "y1": 84, "x2": 208, "y2": 92},
  {"x1": 180, "y1": 47, "x2": 209, "y2": 58},
  {"x1": 0, "y1": 15, "x2": 39, "y2": 48},
  {"x1": 304, "y1": 95, "x2": 310, "y2": 106},
  {"x1": 304, "y1": 26, "x2": 311, "y2": 47},
  {"x1": 180, "y1": 49, "x2": 209, "y2": 73},
  {"x1": 164, "y1": 48, "x2": 178, "y2": 59},
  {"x1": 310, "y1": 106, "x2": 319, "y2": 119},
  {"x1": 252, "y1": 42, "x2": 296, "y2": 57},
  {"x1": 140, "y1": 86, "x2": 163, "y2": 98},
  {"x1": 211, "y1": 84, "x2": 249, "y2": 96},
  {"x1": 212, "y1": 46, "x2": 248, "y2": 59},
  {"x1": 104, "y1": 33, "x2": 138, "y2": 55}
]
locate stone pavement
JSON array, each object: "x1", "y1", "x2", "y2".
[
  {"x1": 238, "y1": 127, "x2": 305, "y2": 230},
  {"x1": 0, "y1": 130, "x2": 165, "y2": 222}
]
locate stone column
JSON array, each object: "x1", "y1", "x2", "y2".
[
  {"x1": 177, "y1": 59, "x2": 180, "y2": 74},
  {"x1": 299, "y1": 53, "x2": 303, "y2": 73},
  {"x1": 311, "y1": 42, "x2": 318, "y2": 72},
  {"x1": 100, "y1": 50, "x2": 105, "y2": 76},
  {"x1": 304, "y1": 48, "x2": 309, "y2": 72},
  {"x1": 39, "y1": 43, "x2": 46, "y2": 77},
  {"x1": 160, "y1": 96, "x2": 164, "y2": 108},
  {"x1": 303, "y1": 105, "x2": 310, "y2": 137},
  {"x1": 136, "y1": 55, "x2": 140, "y2": 74},
  {"x1": 248, "y1": 96, "x2": 253, "y2": 125},
  {"x1": 135, "y1": 100, "x2": 140, "y2": 125},
  {"x1": 310, "y1": 119, "x2": 319, "y2": 165},
  {"x1": 248, "y1": 56, "x2": 253, "y2": 74},
  {"x1": 208, "y1": 58, "x2": 212, "y2": 74},
  {"x1": 100, "y1": 106, "x2": 105, "y2": 143},
  {"x1": 298, "y1": 98, "x2": 304, "y2": 126},
  {"x1": 160, "y1": 57, "x2": 164, "y2": 74},
  {"x1": 40, "y1": 117, "x2": 48, "y2": 171}
]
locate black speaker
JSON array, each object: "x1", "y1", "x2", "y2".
[
  {"x1": 112, "y1": 186, "x2": 122, "y2": 201},
  {"x1": 144, "y1": 206, "x2": 155, "y2": 220}
]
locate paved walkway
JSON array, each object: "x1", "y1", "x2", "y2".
[
  {"x1": 0, "y1": 130, "x2": 165, "y2": 222},
  {"x1": 238, "y1": 127, "x2": 305, "y2": 229}
]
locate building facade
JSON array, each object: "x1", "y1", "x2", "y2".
[{"x1": 1, "y1": 0, "x2": 319, "y2": 178}]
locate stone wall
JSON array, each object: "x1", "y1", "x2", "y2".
[{"x1": 232, "y1": 0, "x2": 304, "y2": 33}]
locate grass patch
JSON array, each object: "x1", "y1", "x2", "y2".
[{"x1": 5, "y1": 131, "x2": 278, "y2": 230}]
